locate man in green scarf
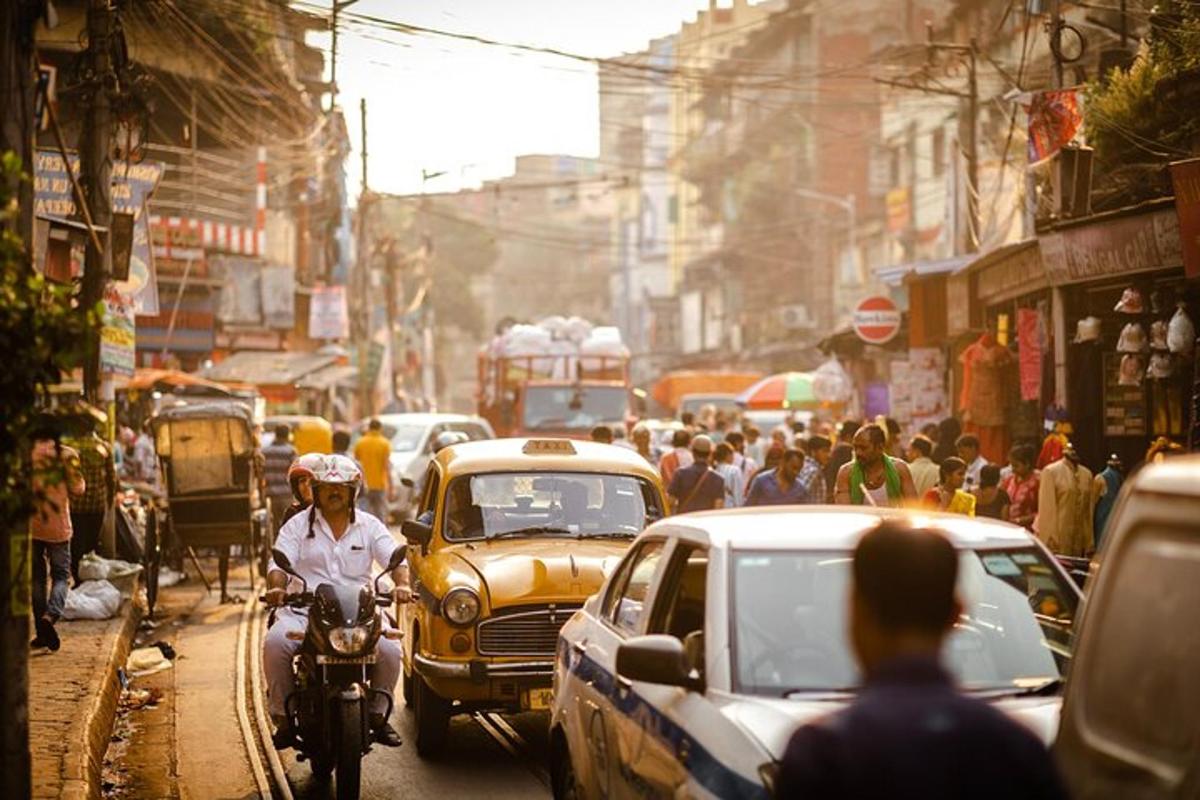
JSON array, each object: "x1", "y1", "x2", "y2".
[{"x1": 835, "y1": 423, "x2": 917, "y2": 507}]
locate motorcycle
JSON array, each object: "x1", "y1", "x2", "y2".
[{"x1": 266, "y1": 546, "x2": 405, "y2": 799}]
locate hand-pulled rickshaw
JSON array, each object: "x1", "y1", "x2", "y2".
[{"x1": 148, "y1": 402, "x2": 270, "y2": 610}]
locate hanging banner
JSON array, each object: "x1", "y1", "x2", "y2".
[
  {"x1": 1025, "y1": 90, "x2": 1083, "y2": 165},
  {"x1": 33, "y1": 150, "x2": 164, "y2": 314},
  {"x1": 309, "y1": 285, "x2": 349, "y2": 340},
  {"x1": 99, "y1": 285, "x2": 136, "y2": 376},
  {"x1": 1170, "y1": 157, "x2": 1200, "y2": 279}
]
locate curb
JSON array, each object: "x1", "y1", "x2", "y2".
[{"x1": 58, "y1": 597, "x2": 144, "y2": 800}]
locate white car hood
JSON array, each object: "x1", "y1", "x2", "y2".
[{"x1": 720, "y1": 692, "x2": 1062, "y2": 762}]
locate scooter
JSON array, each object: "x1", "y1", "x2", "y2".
[{"x1": 266, "y1": 547, "x2": 405, "y2": 800}]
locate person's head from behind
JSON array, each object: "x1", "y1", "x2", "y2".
[
  {"x1": 672, "y1": 429, "x2": 692, "y2": 450},
  {"x1": 850, "y1": 521, "x2": 961, "y2": 675},
  {"x1": 691, "y1": 434, "x2": 714, "y2": 464},
  {"x1": 771, "y1": 426, "x2": 788, "y2": 446},
  {"x1": 921, "y1": 422, "x2": 939, "y2": 442},
  {"x1": 839, "y1": 419, "x2": 861, "y2": 444},
  {"x1": 744, "y1": 425, "x2": 760, "y2": 444},
  {"x1": 274, "y1": 424, "x2": 291, "y2": 444},
  {"x1": 1009, "y1": 444, "x2": 1036, "y2": 478},
  {"x1": 979, "y1": 464, "x2": 1001, "y2": 490},
  {"x1": 590, "y1": 425, "x2": 613, "y2": 444},
  {"x1": 764, "y1": 442, "x2": 785, "y2": 470},
  {"x1": 332, "y1": 429, "x2": 351, "y2": 454},
  {"x1": 939, "y1": 456, "x2": 967, "y2": 490},
  {"x1": 805, "y1": 435, "x2": 832, "y2": 467},
  {"x1": 907, "y1": 434, "x2": 933, "y2": 462},
  {"x1": 714, "y1": 442, "x2": 734, "y2": 465},
  {"x1": 368, "y1": 418, "x2": 382, "y2": 432},
  {"x1": 631, "y1": 423, "x2": 650, "y2": 448},
  {"x1": 884, "y1": 417, "x2": 901, "y2": 445},
  {"x1": 852, "y1": 423, "x2": 887, "y2": 467},
  {"x1": 956, "y1": 433, "x2": 980, "y2": 463},
  {"x1": 680, "y1": 411, "x2": 695, "y2": 428},
  {"x1": 725, "y1": 430, "x2": 745, "y2": 453},
  {"x1": 791, "y1": 420, "x2": 806, "y2": 436}
]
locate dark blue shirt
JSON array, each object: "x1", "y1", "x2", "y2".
[
  {"x1": 745, "y1": 468, "x2": 809, "y2": 506},
  {"x1": 777, "y1": 655, "x2": 1068, "y2": 800},
  {"x1": 667, "y1": 462, "x2": 725, "y2": 513}
]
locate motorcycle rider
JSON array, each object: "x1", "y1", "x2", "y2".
[
  {"x1": 281, "y1": 452, "x2": 325, "y2": 527},
  {"x1": 263, "y1": 454, "x2": 409, "y2": 749}
]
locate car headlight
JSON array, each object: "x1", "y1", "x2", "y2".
[
  {"x1": 442, "y1": 588, "x2": 481, "y2": 626},
  {"x1": 328, "y1": 625, "x2": 370, "y2": 655}
]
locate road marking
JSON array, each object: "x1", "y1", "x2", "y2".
[
  {"x1": 474, "y1": 711, "x2": 551, "y2": 788},
  {"x1": 236, "y1": 586, "x2": 273, "y2": 799},
  {"x1": 249, "y1": 592, "x2": 294, "y2": 800}
]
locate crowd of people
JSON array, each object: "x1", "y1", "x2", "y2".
[{"x1": 591, "y1": 405, "x2": 1132, "y2": 559}]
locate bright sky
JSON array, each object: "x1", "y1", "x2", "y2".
[{"x1": 304, "y1": 0, "x2": 720, "y2": 197}]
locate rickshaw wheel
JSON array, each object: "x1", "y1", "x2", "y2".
[{"x1": 144, "y1": 507, "x2": 161, "y2": 616}]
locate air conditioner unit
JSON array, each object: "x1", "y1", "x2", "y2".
[{"x1": 777, "y1": 304, "x2": 816, "y2": 330}]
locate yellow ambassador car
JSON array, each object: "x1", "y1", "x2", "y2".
[{"x1": 398, "y1": 437, "x2": 667, "y2": 757}]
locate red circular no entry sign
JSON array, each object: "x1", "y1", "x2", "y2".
[{"x1": 853, "y1": 296, "x2": 901, "y2": 344}]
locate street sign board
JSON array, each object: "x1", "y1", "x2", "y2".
[{"x1": 853, "y1": 296, "x2": 901, "y2": 345}]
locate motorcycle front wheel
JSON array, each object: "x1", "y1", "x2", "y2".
[{"x1": 335, "y1": 698, "x2": 364, "y2": 800}]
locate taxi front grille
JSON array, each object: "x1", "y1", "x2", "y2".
[{"x1": 476, "y1": 606, "x2": 581, "y2": 657}]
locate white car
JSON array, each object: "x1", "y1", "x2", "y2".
[
  {"x1": 355, "y1": 413, "x2": 494, "y2": 520},
  {"x1": 549, "y1": 507, "x2": 1079, "y2": 799}
]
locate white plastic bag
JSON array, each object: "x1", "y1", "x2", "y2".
[
  {"x1": 126, "y1": 646, "x2": 173, "y2": 676},
  {"x1": 78, "y1": 552, "x2": 142, "y2": 598},
  {"x1": 1167, "y1": 306, "x2": 1195, "y2": 355},
  {"x1": 62, "y1": 580, "x2": 122, "y2": 620}
]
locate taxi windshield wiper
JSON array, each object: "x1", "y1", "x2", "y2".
[
  {"x1": 967, "y1": 678, "x2": 1063, "y2": 697},
  {"x1": 782, "y1": 688, "x2": 857, "y2": 699},
  {"x1": 487, "y1": 525, "x2": 575, "y2": 540},
  {"x1": 576, "y1": 531, "x2": 637, "y2": 539}
]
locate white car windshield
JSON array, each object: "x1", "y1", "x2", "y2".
[
  {"x1": 732, "y1": 547, "x2": 1077, "y2": 697},
  {"x1": 441, "y1": 471, "x2": 663, "y2": 541},
  {"x1": 380, "y1": 423, "x2": 427, "y2": 452}
]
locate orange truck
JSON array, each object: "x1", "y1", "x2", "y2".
[
  {"x1": 650, "y1": 370, "x2": 764, "y2": 416},
  {"x1": 477, "y1": 351, "x2": 632, "y2": 439}
]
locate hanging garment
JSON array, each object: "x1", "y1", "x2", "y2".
[
  {"x1": 1036, "y1": 457, "x2": 1095, "y2": 557},
  {"x1": 1147, "y1": 353, "x2": 1174, "y2": 379},
  {"x1": 1116, "y1": 322, "x2": 1148, "y2": 354},
  {"x1": 1114, "y1": 287, "x2": 1145, "y2": 314},
  {"x1": 1092, "y1": 466, "x2": 1123, "y2": 549},
  {"x1": 959, "y1": 334, "x2": 1013, "y2": 427},
  {"x1": 1017, "y1": 308, "x2": 1044, "y2": 402},
  {"x1": 1149, "y1": 319, "x2": 1170, "y2": 351},
  {"x1": 1119, "y1": 354, "x2": 1144, "y2": 386},
  {"x1": 1168, "y1": 305, "x2": 1196, "y2": 355}
]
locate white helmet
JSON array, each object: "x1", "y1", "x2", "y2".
[{"x1": 312, "y1": 453, "x2": 362, "y2": 489}]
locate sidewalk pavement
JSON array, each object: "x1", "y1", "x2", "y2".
[{"x1": 29, "y1": 596, "x2": 143, "y2": 800}]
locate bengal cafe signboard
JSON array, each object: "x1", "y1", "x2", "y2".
[{"x1": 1040, "y1": 207, "x2": 1181, "y2": 286}]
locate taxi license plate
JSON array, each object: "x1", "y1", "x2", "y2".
[{"x1": 524, "y1": 688, "x2": 554, "y2": 711}]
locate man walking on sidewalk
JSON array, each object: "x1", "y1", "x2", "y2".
[
  {"x1": 354, "y1": 418, "x2": 393, "y2": 523},
  {"x1": 67, "y1": 429, "x2": 116, "y2": 582},
  {"x1": 31, "y1": 431, "x2": 85, "y2": 652},
  {"x1": 263, "y1": 424, "x2": 297, "y2": 535}
]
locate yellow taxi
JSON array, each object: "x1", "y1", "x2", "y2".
[{"x1": 398, "y1": 437, "x2": 667, "y2": 757}]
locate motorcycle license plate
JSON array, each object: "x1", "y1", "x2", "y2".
[
  {"x1": 524, "y1": 688, "x2": 553, "y2": 711},
  {"x1": 316, "y1": 654, "x2": 377, "y2": 665}
]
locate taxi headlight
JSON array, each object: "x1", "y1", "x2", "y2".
[
  {"x1": 442, "y1": 588, "x2": 481, "y2": 626},
  {"x1": 328, "y1": 625, "x2": 370, "y2": 655}
]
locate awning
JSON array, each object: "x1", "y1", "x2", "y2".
[
  {"x1": 875, "y1": 255, "x2": 974, "y2": 287},
  {"x1": 295, "y1": 364, "x2": 358, "y2": 391},
  {"x1": 201, "y1": 350, "x2": 338, "y2": 386}
]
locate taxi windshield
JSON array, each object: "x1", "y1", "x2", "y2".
[
  {"x1": 441, "y1": 471, "x2": 663, "y2": 541},
  {"x1": 522, "y1": 386, "x2": 628, "y2": 430},
  {"x1": 731, "y1": 546, "x2": 1077, "y2": 698}
]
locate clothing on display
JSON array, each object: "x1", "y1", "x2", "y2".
[
  {"x1": 1114, "y1": 287, "x2": 1145, "y2": 314},
  {"x1": 1118, "y1": 354, "x2": 1143, "y2": 387},
  {"x1": 1092, "y1": 460, "x2": 1123, "y2": 549},
  {"x1": 1168, "y1": 305, "x2": 1195, "y2": 355},
  {"x1": 1149, "y1": 320, "x2": 1170, "y2": 351},
  {"x1": 1116, "y1": 322, "x2": 1148, "y2": 354},
  {"x1": 1036, "y1": 454, "x2": 1095, "y2": 557},
  {"x1": 1072, "y1": 316, "x2": 1102, "y2": 343},
  {"x1": 1147, "y1": 353, "x2": 1174, "y2": 379},
  {"x1": 1017, "y1": 308, "x2": 1044, "y2": 402},
  {"x1": 959, "y1": 333, "x2": 1013, "y2": 463}
]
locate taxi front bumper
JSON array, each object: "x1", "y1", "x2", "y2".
[{"x1": 413, "y1": 652, "x2": 555, "y2": 684}]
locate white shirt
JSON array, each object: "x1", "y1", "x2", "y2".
[
  {"x1": 270, "y1": 508, "x2": 401, "y2": 592},
  {"x1": 964, "y1": 455, "x2": 988, "y2": 492},
  {"x1": 715, "y1": 463, "x2": 745, "y2": 508}
]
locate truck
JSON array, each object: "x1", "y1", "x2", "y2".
[{"x1": 476, "y1": 350, "x2": 632, "y2": 439}]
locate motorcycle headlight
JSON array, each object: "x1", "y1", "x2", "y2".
[
  {"x1": 328, "y1": 625, "x2": 370, "y2": 655},
  {"x1": 442, "y1": 588, "x2": 481, "y2": 627}
]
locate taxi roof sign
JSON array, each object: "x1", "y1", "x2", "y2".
[{"x1": 522, "y1": 439, "x2": 577, "y2": 455}]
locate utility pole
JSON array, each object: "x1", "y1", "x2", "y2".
[
  {"x1": 328, "y1": 0, "x2": 359, "y2": 112},
  {"x1": 79, "y1": 0, "x2": 117, "y2": 402},
  {"x1": 355, "y1": 97, "x2": 372, "y2": 417}
]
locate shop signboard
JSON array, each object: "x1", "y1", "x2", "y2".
[
  {"x1": 1041, "y1": 208, "x2": 1181, "y2": 285},
  {"x1": 974, "y1": 241, "x2": 1046, "y2": 304},
  {"x1": 852, "y1": 295, "x2": 901, "y2": 345},
  {"x1": 309, "y1": 285, "x2": 349, "y2": 340},
  {"x1": 1169, "y1": 158, "x2": 1200, "y2": 279},
  {"x1": 886, "y1": 187, "x2": 911, "y2": 233},
  {"x1": 99, "y1": 285, "x2": 136, "y2": 376}
]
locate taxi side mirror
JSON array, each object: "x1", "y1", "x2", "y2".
[
  {"x1": 401, "y1": 519, "x2": 433, "y2": 550},
  {"x1": 616, "y1": 634, "x2": 702, "y2": 692}
]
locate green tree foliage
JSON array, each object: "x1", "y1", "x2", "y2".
[
  {"x1": 0, "y1": 153, "x2": 95, "y2": 531},
  {"x1": 1085, "y1": 7, "x2": 1200, "y2": 171}
]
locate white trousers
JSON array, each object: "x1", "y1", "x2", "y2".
[{"x1": 263, "y1": 608, "x2": 401, "y2": 718}]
